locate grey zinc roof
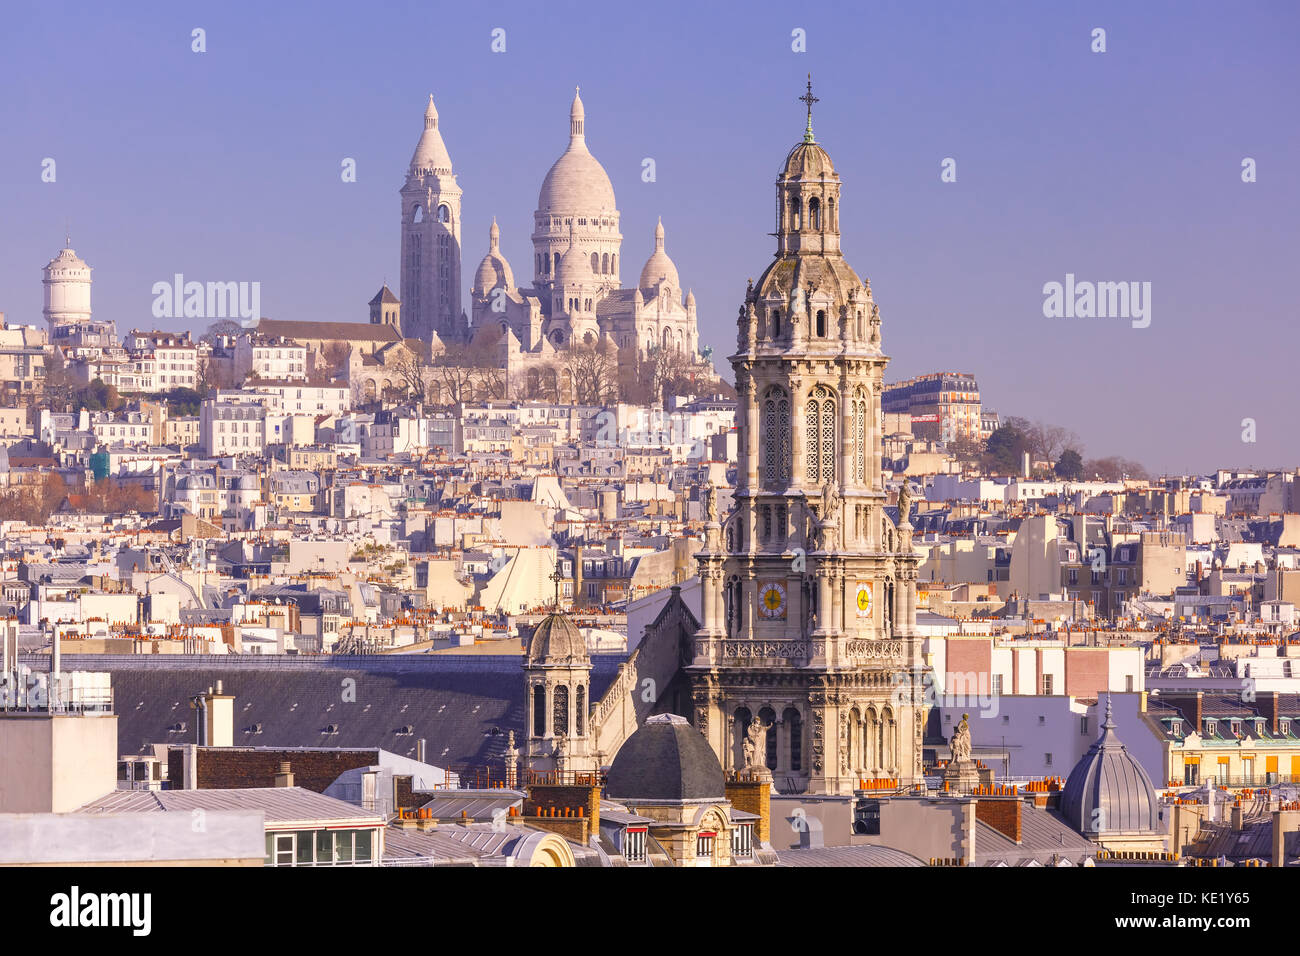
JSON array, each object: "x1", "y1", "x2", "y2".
[
  {"x1": 1061, "y1": 697, "x2": 1162, "y2": 836},
  {"x1": 417, "y1": 790, "x2": 524, "y2": 821},
  {"x1": 777, "y1": 845, "x2": 926, "y2": 867},
  {"x1": 77, "y1": 786, "x2": 384, "y2": 827},
  {"x1": 40, "y1": 653, "x2": 622, "y2": 767},
  {"x1": 606, "y1": 713, "x2": 725, "y2": 804},
  {"x1": 974, "y1": 806, "x2": 1098, "y2": 866}
]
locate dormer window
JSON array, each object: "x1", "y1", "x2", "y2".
[
  {"x1": 1282, "y1": 719, "x2": 1291, "y2": 736},
  {"x1": 1231, "y1": 720, "x2": 1241, "y2": 736},
  {"x1": 1206, "y1": 720, "x2": 1217, "y2": 736},
  {"x1": 732, "y1": 823, "x2": 754, "y2": 858},
  {"x1": 624, "y1": 828, "x2": 647, "y2": 864}
]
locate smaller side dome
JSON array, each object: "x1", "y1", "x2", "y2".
[
  {"x1": 473, "y1": 217, "x2": 515, "y2": 295},
  {"x1": 638, "y1": 218, "x2": 680, "y2": 295},
  {"x1": 606, "y1": 714, "x2": 725, "y2": 803},
  {"x1": 1062, "y1": 696, "x2": 1162, "y2": 836}
]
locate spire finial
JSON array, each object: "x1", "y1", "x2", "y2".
[
  {"x1": 800, "y1": 73, "x2": 819, "y2": 144},
  {"x1": 569, "y1": 86, "x2": 585, "y2": 141},
  {"x1": 549, "y1": 564, "x2": 566, "y2": 609}
]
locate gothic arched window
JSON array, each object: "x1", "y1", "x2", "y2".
[
  {"x1": 533, "y1": 685, "x2": 546, "y2": 737},
  {"x1": 805, "y1": 384, "x2": 836, "y2": 484},
  {"x1": 760, "y1": 706, "x2": 778, "y2": 770},
  {"x1": 815, "y1": 310, "x2": 826, "y2": 338},
  {"x1": 809, "y1": 197, "x2": 821, "y2": 230},
  {"x1": 591, "y1": 252, "x2": 599, "y2": 273},
  {"x1": 553, "y1": 685, "x2": 569, "y2": 736},
  {"x1": 602, "y1": 253, "x2": 609, "y2": 274},
  {"x1": 770, "y1": 309, "x2": 782, "y2": 339},
  {"x1": 853, "y1": 388, "x2": 867, "y2": 483},
  {"x1": 761, "y1": 386, "x2": 791, "y2": 487},
  {"x1": 785, "y1": 708, "x2": 802, "y2": 771},
  {"x1": 789, "y1": 197, "x2": 801, "y2": 231},
  {"x1": 412, "y1": 204, "x2": 424, "y2": 223},
  {"x1": 553, "y1": 252, "x2": 560, "y2": 273},
  {"x1": 437, "y1": 204, "x2": 451, "y2": 223}
]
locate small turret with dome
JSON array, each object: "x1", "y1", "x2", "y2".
[
  {"x1": 1062, "y1": 695, "x2": 1165, "y2": 849},
  {"x1": 638, "y1": 218, "x2": 681, "y2": 298},
  {"x1": 472, "y1": 218, "x2": 515, "y2": 297},
  {"x1": 521, "y1": 564, "x2": 596, "y2": 774}
]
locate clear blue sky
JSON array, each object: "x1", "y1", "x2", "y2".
[{"x1": 2, "y1": 0, "x2": 1296, "y2": 475}]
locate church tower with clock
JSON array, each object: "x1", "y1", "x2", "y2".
[{"x1": 687, "y1": 81, "x2": 926, "y2": 796}]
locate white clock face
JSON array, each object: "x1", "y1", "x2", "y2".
[
  {"x1": 759, "y1": 581, "x2": 787, "y2": 619},
  {"x1": 856, "y1": 582, "x2": 874, "y2": 618}
]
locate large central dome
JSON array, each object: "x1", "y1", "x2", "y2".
[{"x1": 537, "y1": 88, "x2": 617, "y2": 213}]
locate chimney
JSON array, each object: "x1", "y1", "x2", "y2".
[
  {"x1": 201, "y1": 681, "x2": 234, "y2": 746},
  {"x1": 1264, "y1": 691, "x2": 1281, "y2": 735},
  {"x1": 1231, "y1": 803, "x2": 1245, "y2": 832},
  {"x1": 417, "y1": 738, "x2": 426, "y2": 763},
  {"x1": 573, "y1": 544, "x2": 584, "y2": 608},
  {"x1": 274, "y1": 761, "x2": 294, "y2": 788}
]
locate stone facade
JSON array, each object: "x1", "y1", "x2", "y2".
[{"x1": 685, "y1": 97, "x2": 926, "y2": 796}]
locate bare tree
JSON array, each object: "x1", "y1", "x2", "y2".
[
  {"x1": 391, "y1": 346, "x2": 432, "y2": 404},
  {"x1": 564, "y1": 341, "x2": 618, "y2": 406},
  {"x1": 1027, "y1": 420, "x2": 1080, "y2": 465}
]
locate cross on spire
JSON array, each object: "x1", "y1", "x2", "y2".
[
  {"x1": 549, "y1": 565, "x2": 566, "y2": 608},
  {"x1": 800, "y1": 74, "x2": 819, "y2": 144}
]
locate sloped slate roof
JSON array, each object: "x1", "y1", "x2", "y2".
[
  {"x1": 777, "y1": 845, "x2": 925, "y2": 867},
  {"x1": 38, "y1": 654, "x2": 622, "y2": 766},
  {"x1": 77, "y1": 785, "x2": 382, "y2": 826}
]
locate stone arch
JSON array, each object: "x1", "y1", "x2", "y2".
[
  {"x1": 437, "y1": 204, "x2": 451, "y2": 223},
  {"x1": 590, "y1": 252, "x2": 599, "y2": 273},
  {"x1": 783, "y1": 706, "x2": 803, "y2": 772},
  {"x1": 412, "y1": 204, "x2": 424, "y2": 223},
  {"x1": 761, "y1": 386, "x2": 791, "y2": 488},
  {"x1": 733, "y1": 706, "x2": 753, "y2": 770},
  {"x1": 602, "y1": 253, "x2": 609, "y2": 274},
  {"x1": 805, "y1": 384, "x2": 837, "y2": 485},
  {"x1": 759, "y1": 705, "x2": 778, "y2": 770},
  {"x1": 809, "y1": 196, "x2": 821, "y2": 230}
]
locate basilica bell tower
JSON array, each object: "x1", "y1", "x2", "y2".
[{"x1": 688, "y1": 80, "x2": 926, "y2": 796}]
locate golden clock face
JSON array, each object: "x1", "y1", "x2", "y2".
[
  {"x1": 759, "y1": 581, "x2": 787, "y2": 619},
  {"x1": 856, "y1": 582, "x2": 874, "y2": 618}
]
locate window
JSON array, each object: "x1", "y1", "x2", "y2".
[
  {"x1": 732, "y1": 824, "x2": 753, "y2": 858},
  {"x1": 696, "y1": 831, "x2": 716, "y2": 860},
  {"x1": 761, "y1": 387, "x2": 791, "y2": 487},
  {"x1": 1125, "y1": 675, "x2": 1134, "y2": 692},
  {"x1": 272, "y1": 833, "x2": 295, "y2": 866},
  {"x1": 1081, "y1": 716, "x2": 1089, "y2": 735},
  {"x1": 991, "y1": 674, "x2": 1003, "y2": 696},
  {"x1": 1045, "y1": 753, "x2": 1053, "y2": 766},
  {"x1": 533, "y1": 685, "x2": 545, "y2": 736},
  {"x1": 805, "y1": 385, "x2": 835, "y2": 485},
  {"x1": 625, "y1": 828, "x2": 647, "y2": 863},
  {"x1": 1041, "y1": 674, "x2": 1054, "y2": 695},
  {"x1": 853, "y1": 389, "x2": 867, "y2": 483},
  {"x1": 553, "y1": 685, "x2": 569, "y2": 736}
]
